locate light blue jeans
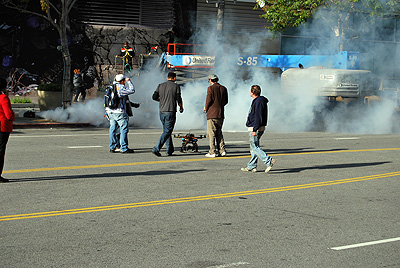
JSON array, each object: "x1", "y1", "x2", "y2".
[
  {"x1": 109, "y1": 113, "x2": 129, "y2": 152},
  {"x1": 247, "y1": 131, "x2": 273, "y2": 169}
]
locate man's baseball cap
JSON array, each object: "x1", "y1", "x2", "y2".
[
  {"x1": 115, "y1": 74, "x2": 125, "y2": 82},
  {"x1": 208, "y1": 74, "x2": 218, "y2": 80}
]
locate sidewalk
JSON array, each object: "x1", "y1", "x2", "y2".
[{"x1": 12, "y1": 103, "x2": 92, "y2": 129}]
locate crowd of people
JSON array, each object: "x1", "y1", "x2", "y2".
[
  {"x1": 0, "y1": 69, "x2": 276, "y2": 183},
  {"x1": 104, "y1": 71, "x2": 276, "y2": 174}
]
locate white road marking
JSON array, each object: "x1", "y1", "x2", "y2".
[
  {"x1": 334, "y1": 137, "x2": 360, "y2": 140},
  {"x1": 330, "y1": 237, "x2": 400, "y2": 250},
  {"x1": 12, "y1": 134, "x2": 107, "y2": 138},
  {"x1": 225, "y1": 141, "x2": 247, "y2": 144},
  {"x1": 67, "y1": 146, "x2": 103, "y2": 149},
  {"x1": 11, "y1": 132, "x2": 162, "y2": 138},
  {"x1": 206, "y1": 262, "x2": 249, "y2": 268}
]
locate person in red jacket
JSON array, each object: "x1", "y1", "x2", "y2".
[{"x1": 0, "y1": 77, "x2": 15, "y2": 183}]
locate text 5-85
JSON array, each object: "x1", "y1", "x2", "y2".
[{"x1": 237, "y1": 56, "x2": 258, "y2": 66}]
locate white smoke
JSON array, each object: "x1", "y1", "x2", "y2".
[
  {"x1": 126, "y1": 65, "x2": 165, "y2": 128},
  {"x1": 322, "y1": 99, "x2": 400, "y2": 134},
  {"x1": 39, "y1": 98, "x2": 108, "y2": 127},
  {"x1": 39, "y1": 8, "x2": 399, "y2": 134}
]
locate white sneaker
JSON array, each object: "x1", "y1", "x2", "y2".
[
  {"x1": 220, "y1": 151, "x2": 226, "y2": 157},
  {"x1": 205, "y1": 153, "x2": 216, "y2": 158},
  {"x1": 265, "y1": 159, "x2": 276, "y2": 173},
  {"x1": 241, "y1": 167, "x2": 257, "y2": 172}
]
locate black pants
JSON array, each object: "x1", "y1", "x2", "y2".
[
  {"x1": 0, "y1": 132, "x2": 10, "y2": 176},
  {"x1": 74, "y1": 87, "x2": 86, "y2": 102}
]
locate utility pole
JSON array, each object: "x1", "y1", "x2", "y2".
[
  {"x1": 216, "y1": 0, "x2": 225, "y2": 39},
  {"x1": 206, "y1": 0, "x2": 233, "y2": 42}
]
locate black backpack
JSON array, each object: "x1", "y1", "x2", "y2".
[
  {"x1": 83, "y1": 74, "x2": 94, "y2": 89},
  {"x1": 104, "y1": 84, "x2": 120, "y2": 109}
]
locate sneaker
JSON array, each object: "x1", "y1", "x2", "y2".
[
  {"x1": 121, "y1": 148, "x2": 135, "y2": 153},
  {"x1": 110, "y1": 149, "x2": 118, "y2": 153},
  {"x1": 220, "y1": 151, "x2": 227, "y2": 157},
  {"x1": 115, "y1": 147, "x2": 121, "y2": 152},
  {"x1": 205, "y1": 153, "x2": 216, "y2": 158},
  {"x1": 265, "y1": 159, "x2": 276, "y2": 173},
  {"x1": 0, "y1": 176, "x2": 9, "y2": 183},
  {"x1": 152, "y1": 150, "x2": 161, "y2": 157},
  {"x1": 241, "y1": 167, "x2": 257, "y2": 172}
]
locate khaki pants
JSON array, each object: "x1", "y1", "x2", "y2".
[{"x1": 207, "y1": 118, "x2": 226, "y2": 155}]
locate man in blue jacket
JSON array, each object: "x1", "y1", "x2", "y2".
[{"x1": 241, "y1": 85, "x2": 276, "y2": 173}]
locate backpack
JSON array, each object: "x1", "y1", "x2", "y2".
[
  {"x1": 83, "y1": 66, "x2": 97, "y2": 88},
  {"x1": 104, "y1": 84, "x2": 120, "y2": 109},
  {"x1": 82, "y1": 73, "x2": 94, "y2": 89}
]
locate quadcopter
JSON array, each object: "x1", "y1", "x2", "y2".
[{"x1": 173, "y1": 133, "x2": 206, "y2": 153}]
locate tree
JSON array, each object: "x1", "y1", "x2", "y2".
[
  {"x1": 2, "y1": 0, "x2": 78, "y2": 108},
  {"x1": 254, "y1": 0, "x2": 400, "y2": 51},
  {"x1": 254, "y1": 0, "x2": 324, "y2": 33}
]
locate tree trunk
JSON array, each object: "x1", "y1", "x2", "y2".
[
  {"x1": 59, "y1": 4, "x2": 72, "y2": 108},
  {"x1": 339, "y1": 18, "x2": 345, "y2": 52},
  {"x1": 1, "y1": 0, "x2": 76, "y2": 109},
  {"x1": 217, "y1": 0, "x2": 225, "y2": 42}
]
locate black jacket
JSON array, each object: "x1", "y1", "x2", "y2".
[{"x1": 246, "y1": 96, "x2": 269, "y2": 132}]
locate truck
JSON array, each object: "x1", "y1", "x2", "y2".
[
  {"x1": 280, "y1": 66, "x2": 377, "y2": 102},
  {"x1": 157, "y1": 43, "x2": 399, "y2": 108},
  {"x1": 157, "y1": 43, "x2": 360, "y2": 85}
]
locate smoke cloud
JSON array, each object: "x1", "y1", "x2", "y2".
[
  {"x1": 39, "y1": 7, "x2": 399, "y2": 134},
  {"x1": 39, "y1": 98, "x2": 107, "y2": 127}
]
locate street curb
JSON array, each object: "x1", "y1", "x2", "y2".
[{"x1": 11, "y1": 103, "x2": 39, "y2": 108}]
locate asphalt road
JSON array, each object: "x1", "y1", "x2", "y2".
[{"x1": 1, "y1": 127, "x2": 399, "y2": 268}]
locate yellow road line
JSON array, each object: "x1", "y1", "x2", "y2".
[
  {"x1": 1, "y1": 171, "x2": 399, "y2": 222},
  {"x1": 4, "y1": 148, "x2": 400, "y2": 174}
]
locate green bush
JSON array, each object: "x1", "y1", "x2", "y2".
[
  {"x1": 37, "y1": 83, "x2": 62, "y2": 92},
  {"x1": 10, "y1": 97, "x2": 32, "y2": 104}
]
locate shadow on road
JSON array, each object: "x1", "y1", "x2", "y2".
[
  {"x1": 271, "y1": 161, "x2": 391, "y2": 174},
  {"x1": 225, "y1": 147, "x2": 350, "y2": 157},
  {"x1": 11, "y1": 169, "x2": 207, "y2": 182}
]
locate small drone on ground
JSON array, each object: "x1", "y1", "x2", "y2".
[{"x1": 173, "y1": 133, "x2": 206, "y2": 153}]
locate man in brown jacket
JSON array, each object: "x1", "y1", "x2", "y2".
[{"x1": 203, "y1": 74, "x2": 228, "y2": 157}]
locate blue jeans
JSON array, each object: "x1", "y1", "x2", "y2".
[
  {"x1": 247, "y1": 131, "x2": 273, "y2": 169},
  {"x1": 109, "y1": 113, "x2": 129, "y2": 152},
  {"x1": 153, "y1": 112, "x2": 176, "y2": 155}
]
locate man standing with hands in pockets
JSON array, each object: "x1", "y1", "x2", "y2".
[{"x1": 203, "y1": 74, "x2": 228, "y2": 158}]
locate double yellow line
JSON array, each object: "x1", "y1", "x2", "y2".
[{"x1": 1, "y1": 171, "x2": 399, "y2": 222}]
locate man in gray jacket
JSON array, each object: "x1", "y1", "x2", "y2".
[{"x1": 152, "y1": 72, "x2": 184, "y2": 156}]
